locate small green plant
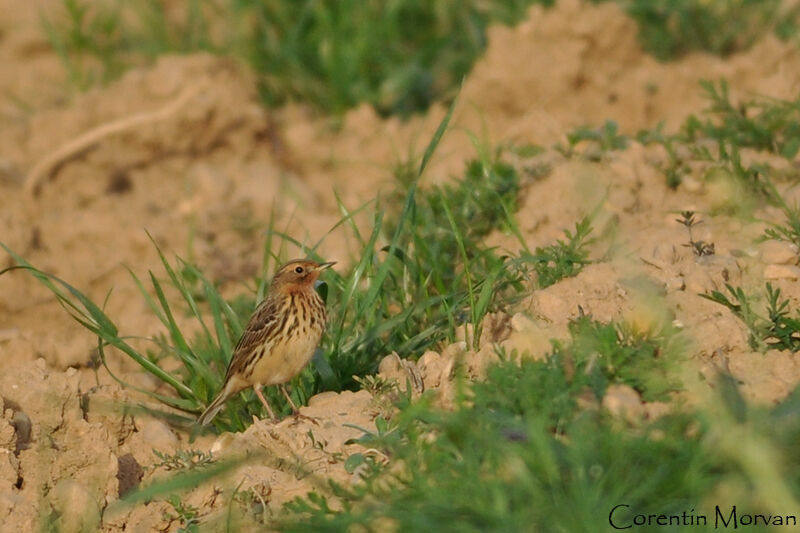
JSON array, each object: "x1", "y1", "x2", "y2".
[
  {"x1": 524, "y1": 217, "x2": 594, "y2": 288},
  {"x1": 704, "y1": 283, "x2": 766, "y2": 351},
  {"x1": 425, "y1": 155, "x2": 521, "y2": 240},
  {"x1": 686, "y1": 80, "x2": 800, "y2": 159},
  {"x1": 636, "y1": 80, "x2": 793, "y2": 198},
  {"x1": 164, "y1": 494, "x2": 200, "y2": 533},
  {"x1": 705, "y1": 283, "x2": 800, "y2": 352},
  {"x1": 676, "y1": 210, "x2": 715, "y2": 257},
  {"x1": 558, "y1": 120, "x2": 629, "y2": 159},
  {"x1": 151, "y1": 449, "x2": 216, "y2": 471},
  {"x1": 635, "y1": 122, "x2": 686, "y2": 188},
  {"x1": 764, "y1": 204, "x2": 800, "y2": 248},
  {"x1": 40, "y1": 0, "x2": 126, "y2": 90},
  {"x1": 352, "y1": 374, "x2": 397, "y2": 396},
  {"x1": 564, "y1": 314, "x2": 682, "y2": 402},
  {"x1": 233, "y1": 482, "x2": 272, "y2": 525}
]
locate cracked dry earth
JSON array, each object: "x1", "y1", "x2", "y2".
[{"x1": 2, "y1": 0, "x2": 800, "y2": 530}]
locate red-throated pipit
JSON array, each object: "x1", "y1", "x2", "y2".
[{"x1": 198, "y1": 259, "x2": 335, "y2": 425}]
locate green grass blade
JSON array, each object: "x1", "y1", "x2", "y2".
[
  {"x1": 149, "y1": 272, "x2": 193, "y2": 357},
  {"x1": 207, "y1": 283, "x2": 232, "y2": 362},
  {"x1": 419, "y1": 89, "x2": 459, "y2": 177},
  {"x1": 125, "y1": 265, "x2": 168, "y2": 325},
  {"x1": 258, "y1": 203, "x2": 278, "y2": 302},
  {"x1": 440, "y1": 193, "x2": 476, "y2": 346},
  {"x1": 312, "y1": 349, "x2": 338, "y2": 390},
  {"x1": 0, "y1": 252, "x2": 197, "y2": 403}
]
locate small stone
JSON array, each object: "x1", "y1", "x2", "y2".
[
  {"x1": 10, "y1": 412, "x2": 31, "y2": 454},
  {"x1": 139, "y1": 419, "x2": 179, "y2": 451},
  {"x1": 210, "y1": 432, "x2": 236, "y2": 455},
  {"x1": 116, "y1": 453, "x2": 144, "y2": 497},
  {"x1": 665, "y1": 276, "x2": 685, "y2": 291},
  {"x1": 602, "y1": 384, "x2": 643, "y2": 420},
  {"x1": 440, "y1": 342, "x2": 467, "y2": 360},
  {"x1": 377, "y1": 352, "x2": 402, "y2": 376},
  {"x1": 377, "y1": 353, "x2": 422, "y2": 395},
  {"x1": 500, "y1": 328, "x2": 551, "y2": 361},
  {"x1": 417, "y1": 351, "x2": 440, "y2": 368},
  {"x1": 760, "y1": 240, "x2": 799, "y2": 265},
  {"x1": 417, "y1": 351, "x2": 445, "y2": 389},
  {"x1": 510, "y1": 313, "x2": 536, "y2": 332},
  {"x1": 764, "y1": 264, "x2": 800, "y2": 281}
]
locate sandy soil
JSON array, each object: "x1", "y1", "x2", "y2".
[{"x1": 2, "y1": 0, "x2": 800, "y2": 530}]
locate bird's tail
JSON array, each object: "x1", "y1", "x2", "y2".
[{"x1": 197, "y1": 389, "x2": 230, "y2": 426}]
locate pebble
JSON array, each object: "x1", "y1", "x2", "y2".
[
  {"x1": 760, "y1": 240, "x2": 798, "y2": 265},
  {"x1": 602, "y1": 384, "x2": 643, "y2": 420},
  {"x1": 139, "y1": 419, "x2": 179, "y2": 450},
  {"x1": 665, "y1": 276, "x2": 685, "y2": 291},
  {"x1": 417, "y1": 351, "x2": 447, "y2": 388},
  {"x1": 510, "y1": 313, "x2": 536, "y2": 332},
  {"x1": 764, "y1": 264, "x2": 800, "y2": 281}
]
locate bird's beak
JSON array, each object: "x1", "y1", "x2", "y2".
[{"x1": 317, "y1": 261, "x2": 336, "y2": 271}]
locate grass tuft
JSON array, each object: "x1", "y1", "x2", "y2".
[
  {"x1": 277, "y1": 317, "x2": 692, "y2": 531},
  {"x1": 764, "y1": 204, "x2": 800, "y2": 249},
  {"x1": 1, "y1": 100, "x2": 597, "y2": 433},
  {"x1": 636, "y1": 80, "x2": 795, "y2": 199},
  {"x1": 151, "y1": 449, "x2": 216, "y2": 471},
  {"x1": 705, "y1": 283, "x2": 800, "y2": 352},
  {"x1": 524, "y1": 216, "x2": 594, "y2": 288}
]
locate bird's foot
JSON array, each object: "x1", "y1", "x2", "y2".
[{"x1": 290, "y1": 411, "x2": 319, "y2": 425}]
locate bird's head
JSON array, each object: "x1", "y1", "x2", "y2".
[{"x1": 271, "y1": 259, "x2": 336, "y2": 292}]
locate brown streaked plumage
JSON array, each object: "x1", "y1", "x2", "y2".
[{"x1": 198, "y1": 259, "x2": 335, "y2": 426}]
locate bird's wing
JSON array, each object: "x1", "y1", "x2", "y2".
[{"x1": 223, "y1": 297, "x2": 284, "y2": 381}]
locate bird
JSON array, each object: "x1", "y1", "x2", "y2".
[{"x1": 197, "y1": 259, "x2": 335, "y2": 426}]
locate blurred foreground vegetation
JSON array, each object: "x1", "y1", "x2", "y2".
[{"x1": 44, "y1": 0, "x2": 800, "y2": 116}]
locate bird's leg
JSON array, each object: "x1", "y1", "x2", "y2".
[
  {"x1": 280, "y1": 384, "x2": 318, "y2": 425},
  {"x1": 253, "y1": 384, "x2": 277, "y2": 422},
  {"x1": 279, "y1": 384, "x2": 300, "y2": 412}
]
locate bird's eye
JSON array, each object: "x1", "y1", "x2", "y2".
[{"x1": 295, "y1": 266, "x2": 304, "y2": 274}]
